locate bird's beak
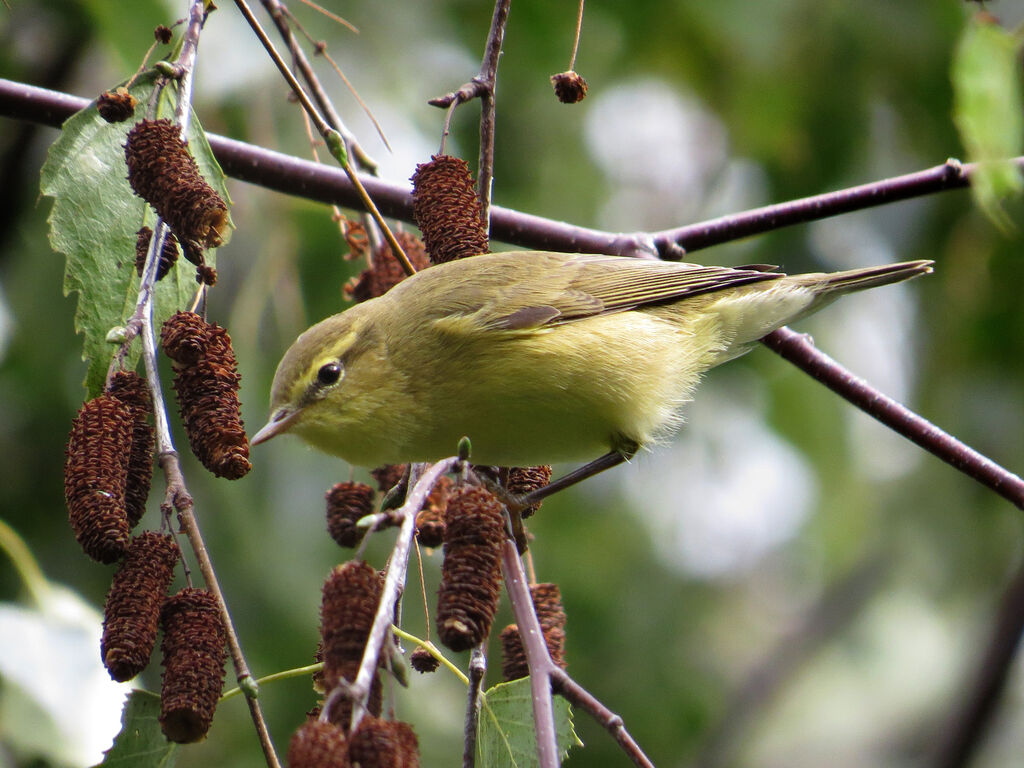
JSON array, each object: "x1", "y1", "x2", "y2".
[{"x1": 251, "y1": 407, "x2": 300, "y2": 446}]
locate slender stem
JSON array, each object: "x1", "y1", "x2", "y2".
[
  {"x1": 347, "y1": 459, "x2": 460, "y2": 732},
  {"x1": 231, "y1": 0, "x2": 414, "y2": 275},
  {"x1": 550, "y1": 669, "x2": 655, "y2": 768},
  {"x1": 462, "y1": 647, "x2": 487, "y2": 768},
  {"x1": 259, "y1": 0, "x2": 379, "y2": 173},
  {"x1": 391, "y1": 626, "x2": 469, "y2": 685},
  {"x1": 567, "y1": 0, "x2": 585, "y2": 71},
  {"x1": 475, "y1": 0, "x2": 511, "y2": 230},
  {"x1": 761, "y1": 327, "x2": 1024, "y2": 510},
  {"x1": 501, "y1": 539, "x2": 559, "y2": 768},
  {"x1": 221, "y1": 662, "x2": 324, "y2": 701},
  {"x1": 653, "y1": 158, "x2": 969, "y2": 255},
  {"x1": 166, "y1": 455, "x2": 280, "y2": 768},
  {"x1": 502, "y1": 537, "x2": 655, "y2": 767}
]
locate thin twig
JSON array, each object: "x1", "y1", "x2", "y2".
[
  {"x1": 567, "y1": 0, "x2": 585, "y2": 71},
  {"x1": 761, "y1": 328, "x2": 1024, "y2": 511},
  {"x1": 463, "y1": 647, "x2": 487, "y2": 768},
  {"x1": 114, "y1": 7, "x2": 282, "y2": 766},
  {"x1": 500, "y1": 539, "x2": 560, "y2": 768},
  {"x1": 474, "y1": 0, "x2": 511, "y2": 230},
  {"x1": 500, "y1": 537, "x2": 656, "y2": 767},
  {"x1": 167, "y1": 455, "x2": 280, "y2": 767},
  {"x1": 653, "y1": 158, "x2": 968, "y2": 255},
  {"x1": 550, "y1": 669, "x2": 654, "y2": 768},
  {"x1": 232, "y1": 0, "x2": 414, "y2": 274},
  {"x1": 346, "y1": 459, "x2": 460, "y2": 731},
  {"x1": 260, "y1": 0, "x2": 381, "y2": 171}
]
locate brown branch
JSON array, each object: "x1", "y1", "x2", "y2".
[
  {"x1": 761, "y1": 328, "x2": 1024, "y2": 511},
  {"x1": 1, "y1": 78, "x2": 1006, "y2": 256},
  {"x1": 16, "y1": 79, "x2": 1007, "y2": 258},
  {"x1": 654, "y1": 158, "x2": 972, "y2": 255},
  {"x1": 474, "y1": 0, "x2": 511, "y2": 229},
  {"x1": 501, "y1": 539, "x2": 656, "y2": 768}
]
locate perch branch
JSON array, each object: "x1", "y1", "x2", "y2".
[{"x1": 761, "y1": 328, "x2": 1024, "y2": 511}]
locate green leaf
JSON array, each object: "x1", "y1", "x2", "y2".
[
  {"x1": 94, "y1": 689, "x2": 177, "y2": 768},
  {"x1": 476, "y1": 678, "x2": 580, "y2": 768},
  {"x1": 40, "y1": 70, "x2": 232, "y2": 397},
  {"x1": 952, "y1": 16, "x2": 1024, "y2": 231}
]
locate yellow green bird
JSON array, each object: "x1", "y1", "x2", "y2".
[{"x1": 252, "y1": 251, "x2": 931, "y2": 470}]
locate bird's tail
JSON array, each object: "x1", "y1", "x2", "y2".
[{"x1": 797, "y1": 260, "x2": 934, "y2": 297}]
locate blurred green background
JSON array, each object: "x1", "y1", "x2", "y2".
[{"x1": 2, "y1": 1, "x2": 1024, "y2": 766}]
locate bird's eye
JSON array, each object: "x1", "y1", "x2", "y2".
[{"x1": 316, "y1": 362, "x2": 343, "y2": 386}]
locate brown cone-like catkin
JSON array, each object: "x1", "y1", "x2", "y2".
[
  {"x1": 320, "y1": 561, "x2": 385, "y2": 728},
  {"x1": 415, "y1": 475, "x2": 452, "y2": 548},
  {"x1": 64, "y1": 395, "x2": 133, "y2": 563},
  {"x1": 409, "y1": 646, "x2": 440, "y2": 674},
  {"x1": 107, "y1": 371, "x2": 155, "y2": 528},
  {"x1": 500, "y1": 582, "x2": 568, "y2": 680},
  {"x1": 371, "y1": 464, "x2": 407, "y2": 495},
  {"x1": 499, "y1": 624, "x2": 528, "y2": 681},
  {"x1": 124, "y1": 119, "x2": 228, "y2": 251},
  {"x1": 101, "y1": 532, "x2": 179, "y2": 681},
  {"x1": 436, "y1": 486, "x2": 505, "y2": 651},
  {"x1": 159, "y1": 588, "x2": 227, "y2": 743},
  {"x1": 161, "y1": 311, "x2": 251, "y2": 480},
  {"x1": 97, "y1": 87, "x2": 137, "y2": 123},
  {"x1": 410, "y1": 155, "x2": 489, "y2": 264},
  {"x1": 135, "y1": 226, "x2": 180, "y2": 282},
  {"x1": 287, "y1": 720, "x2": 351, "y2": 768},
  {"x1": 550, "y1": 71, "x2": 589, "y2": 103},
  {"x1": 326, "y1": 482, "x2": 376, "y2": 548},
  {"x1": 154, "y1": 25, "x2": 173, "y2": 44},
  {"x1": 346, "y1": 231, "x2": 432, "y2": 303},
  {"x1": 507, "y1": 465, "x2": 553, "y2": 518},
  {"x1": 348, "y1": 717, "x2": 420, "y2": 768}
]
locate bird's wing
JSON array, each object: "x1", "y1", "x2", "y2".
[{"x1": 486, "y1": 254, "x2": 785, "y2": 330}]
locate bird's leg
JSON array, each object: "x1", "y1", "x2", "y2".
[{"x1": 511, "y1": 443, "x2": 636, "y2": 511}]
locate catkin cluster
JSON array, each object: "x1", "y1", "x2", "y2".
[
  {"x1": 287, "y1": 716, "x2": 420, "y2": 768},
  {"x1": 346, "y1": 230, "x2": 432, "y2": 303},
  {"x1": 124, "y1": 118, "x2": 228, "y2": 252},
  {"x1": 135, "y1": 226, "x2": 180, "y2": 282},
  {"x1": 101, "y1": 532, "x2": 179, "y2": 682},
  {"x1": 319, "y1": 561, "x2": 385, "y2": 727},
  {"x1": 159, "y1": 588, "x2": 228, "y2": 743},
  {"x1": 500, "y1": 582, "x2": 568, "y2": 681},
  {"x1": 436, "y1": 486, "x2": 506, "y2": 651},
  {"x1": 410, "y1": 155, "x2": 490, "y2": 264},
  {"x1": 65, "y1": 372, "x2": 154, "y2": 563},
  {"x1": 161, "y1": 311, "x2": 251, "y2": 480}
]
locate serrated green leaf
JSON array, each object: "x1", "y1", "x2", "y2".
[
  {"x1": 476, "y1": 678, "x2": 580, "y2": 768},
  {"x1": 952, "y1": 17, "x2": 1024, "y2": 231},
  {"x1": 40, "y1": 70, "x2": 232, "y2": 397},
  {"x1": 94, "y1": 689, "x2": 177, "y2": 768}
]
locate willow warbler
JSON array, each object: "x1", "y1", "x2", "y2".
[{"x1": 252, "y1": 251, "x2": 931, "y2": 468}]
